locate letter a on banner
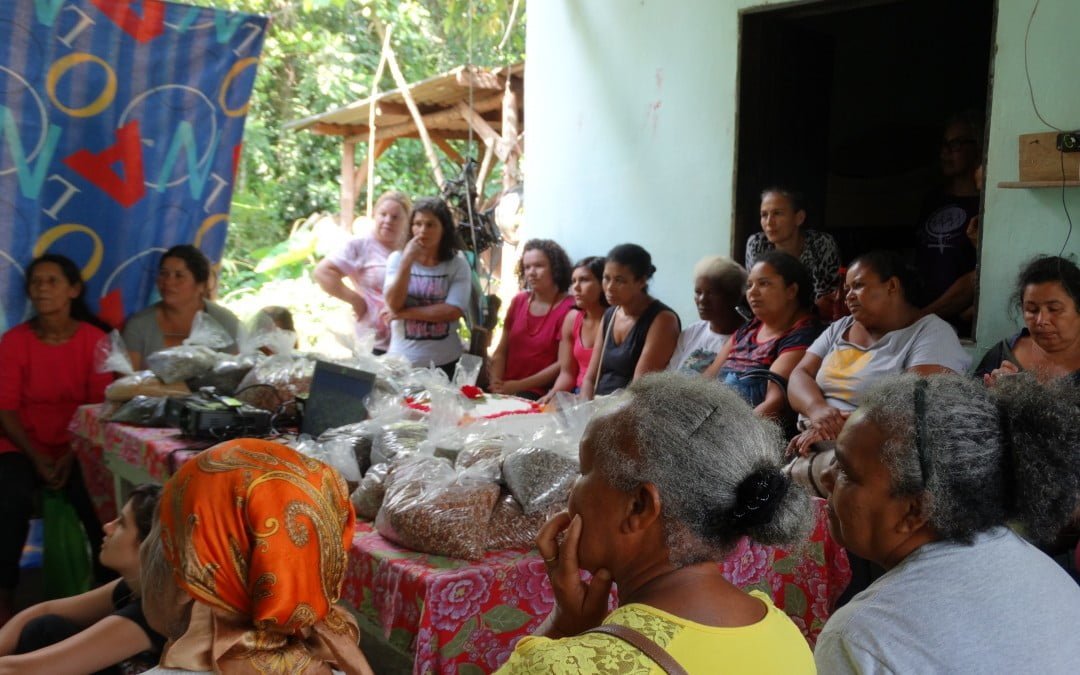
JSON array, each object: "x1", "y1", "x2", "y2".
[
  {"x1": 89, "y1": 0, "x2": 165, "y2": 43},
  {"x1": 63, "y1": 119, "x2": 146, "y2": 207}
]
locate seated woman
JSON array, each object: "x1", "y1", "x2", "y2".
[
  {"x1": 382, "y1": 197, "x2": 472, "y2": 379},
  {"x1": 139, "y1": 439, "x2": 373, "y2": 674},
  {"x1": 0, "y1": 486, "x2": 164, "y2": 675},
  {"x1": 495, "y1": 373, "x2": 815, "y2": 673},
  {"x1": 787, "y1": 251, "x2": 971, "y2": 465},
  {"x1": 122, "y1": 244, "x2": 240, "y2": 370},
  {"x1": 488, "y1": 239, "x2": 576, "y2": 399},
  {"x1": 668, "y1": 255, "x2": 746, "y2": 374},
  {"x1": 314, "y1": 190, "x2": 411, "y2": 354},
  {"x1": 581, "y1": 244, "x2": 680, "y2": 398},
  {"x1": 815, "y1": 374, "x2": 1080, "y2": 673},
  {"x1": 703, "y1": 251, "x2": 824, "y2": 422},
  {"x1": 974, "y1": 255, "x2": 1080, "y2": 386},
  {"x1": 541, "y1": 257, "x2": 608, "y2": 402},
  {"x1": 746, "y1": 186, "x2": 841, "y2": 315},
  {"x1": 0, "y1": 255, "x2": 115, "y2": 622}
]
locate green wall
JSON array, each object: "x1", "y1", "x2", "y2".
[{"x1": 525, "y1": 0, "x2": 1080, "y2": 353}]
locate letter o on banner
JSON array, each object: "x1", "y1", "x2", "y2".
[
  {"x1": 46, "y1": 53, "x2": 118, "y2": 118},
  {"x1": 218, "y1": 57, "x2": 258, "y2": 118},
  {"x1": 194, "y1": 213, "x2": 228, "y2": 248},
  {"x1": 33, "y1": 224, "x2": 105, "y2": 281}
]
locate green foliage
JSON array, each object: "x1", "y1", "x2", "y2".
[{"x1": 189, "y1": 0, "x2": 525, "y2": 295}]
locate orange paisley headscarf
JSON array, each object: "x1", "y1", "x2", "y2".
[{"x1": 157, "y1": 439, "x2": 371, "y2": 675}]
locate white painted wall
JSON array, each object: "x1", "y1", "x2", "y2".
[{"x1": 525, "y1": 0, "x2": 1080, "y2": 352}]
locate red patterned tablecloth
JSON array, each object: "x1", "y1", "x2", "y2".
[
  {"x1": 70, "y1": 403, "x2": 851, "y2": 674},
  {"x1": 344, "y1": 500, "x2": 850, "y2": 675},
  {"x1": 69, "y1": 403, "x2": 208, "y2": 523}
]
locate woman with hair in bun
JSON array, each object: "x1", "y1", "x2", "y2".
[
  {"x1": 314, "y1": 191, "x2": 412, "y2": 354},
  {"x1": 815, "y1": 374, "x2": 1080, "y2": 673},
  {"x1": 496, "y1": 372, "x2": 815, "y2": 674},
  {"x1": 580, "y1": 244, "x2": 680, "y2": 399}
]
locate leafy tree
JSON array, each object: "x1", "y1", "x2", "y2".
[{"x1": 189, "y1": 0, "x2": 524, "y2": 294}]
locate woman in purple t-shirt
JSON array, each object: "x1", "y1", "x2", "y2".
[{"x1": 314, "y1": 191, "x2": 411, "y2": 353}]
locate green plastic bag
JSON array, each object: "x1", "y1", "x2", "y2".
[{"x1": 42, "y1": 489, "x2": 92, "y2": 599}]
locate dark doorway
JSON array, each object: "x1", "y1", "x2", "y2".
[{"x1": 734, "y1": 0, "x2": 995, "y2": 273}]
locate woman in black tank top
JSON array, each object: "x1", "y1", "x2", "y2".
[{"x1": 582, "y1": 244, "x2": 681, "y2": 398}]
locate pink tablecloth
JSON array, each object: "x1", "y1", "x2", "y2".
[
  {"x1": 69, "y1": 403, "x2": 208, "y2": 523},
  {"x1": 344, "y1": 500, "x2": 850, "y2": 675},
  {"x1": 70, "y1": 403, "x2": 852, "y2": 674}
]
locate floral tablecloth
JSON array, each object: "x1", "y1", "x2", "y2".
[
  {"x1": 344, "y1": 499, "x2": 850, "y2": 675},
  {"x1": 70, "y1": 403, "x2": 851, "y2": 675},
  {"x1": 69, "y1": 403, "x2": 208, "y2": 523}
]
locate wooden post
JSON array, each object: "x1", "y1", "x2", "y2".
[
  {"x1": 501, "y1": 76, "x2": 521, "y2": 190},
  {"x1": 432, "y1": 135, "x2": 464, "y2": 165},
  {"x1": 366, "y1": 26, "x2": 391, "y2": 217},
  {"x1": 475, "y1": 140, "x2": 496, "y2": 208},
  {"x1": 340, "y1": 140, "x2": 356, "y2": 231},
  {"x1": 379, "y1": 25, "x2": 446, "y2": 189}
]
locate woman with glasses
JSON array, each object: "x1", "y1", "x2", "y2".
[
  {"x1": 121, "y1": 245, "x2": 240, "y2": 370},
  {"x1": 815, "y1": 373, "x2": 1080, "y2": 673}
]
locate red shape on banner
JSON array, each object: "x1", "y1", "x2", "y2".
[
  {"x1": 89, "y1": 0, "x2": 166, "y2": 43},
  {"x1": 64, "y1": 120, "x2": 147, "y2": 208},
  {"x1": 232, "y1": 143, "x2": 242, "y2": 180},
  {"x1": 98, "y1": 289, "x2": 125, "y2": 330}
]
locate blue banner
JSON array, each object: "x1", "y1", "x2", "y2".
[{"x1": 0, "y1": 0, "x2": 267, "y2": 332}]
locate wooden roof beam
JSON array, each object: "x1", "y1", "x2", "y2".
[
  {"x1": 314, "y1": 122, "x2": 367, "y2": 136},
  {"x1": 344, "y1": 94, "x2": 503, "y2": 144}
]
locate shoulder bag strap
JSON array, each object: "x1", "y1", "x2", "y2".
[
  {"x1": 594, "y1": 308, "x2": 616, "y2": 391},
  {"x1": 584, "y1": 624, "x2": 690, "y2": 675}
]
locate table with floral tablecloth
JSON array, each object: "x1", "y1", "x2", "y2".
[
  {"x1": 70, "y1": 402, "x2": 852, "y2": 675},
  {"x1": 343, "y1": 499, "x2": 850, "y2": 675},
  {"x1": 69, "y1": 403, "x2": 208, "y2": 524}
]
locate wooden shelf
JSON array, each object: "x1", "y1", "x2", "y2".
[{"x1": 998, "y1": 180, "x2": 1080, "y2": 189}]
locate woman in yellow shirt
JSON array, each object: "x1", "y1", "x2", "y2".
[{"x1": 496, "y1": 372, "x2": 816, "y2": 674}]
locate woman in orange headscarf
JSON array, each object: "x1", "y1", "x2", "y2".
[{"x1": 139, "y1": 439, "x2": 372, "y2": 675}]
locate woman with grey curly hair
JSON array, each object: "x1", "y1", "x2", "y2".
[
  {"x1": 496, "y1": 372, "x2": 815, "y2": 674},
  {"x1": 815, "y1": 373, "x2": 1080, "y2": 673}
]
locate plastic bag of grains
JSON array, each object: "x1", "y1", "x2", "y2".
[
  {"x1": 485, "y1": 492, "x2": 558, "y2": 551},
  {"x1": 375, "y1": 457, "x2": 500, "y2": 559},
  {"x1": 234, "y1": 352, "x2": 315, "y2": 412},
  {"x1": 501, "y1": 446, "x2": 579, "y2": 515},
  {"x1": 351, "y1": 463, "x2": 390, "y2": 520},
  {"x1": 370, "y1": 420, "x2": 429, "y2": 466}
]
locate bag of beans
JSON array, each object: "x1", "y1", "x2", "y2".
[
  {"x1": 351, "y1": 463, "x2": 389, "y2": 520},
  {"x1": 486, "y1": 492, "x2": 557, "y2": 551},
  {"x1": 375, "y1": 457, "x2": 500, "y2": 560},
  {"x1": 501, "y1": 446, "x2": 579, "y2": 515},
  {"x1": 371, "y1": 420, "x2": 429, "y2": 466},
  {"x1": 234, "y1": 352, "x2": 315, "y2": 412}
]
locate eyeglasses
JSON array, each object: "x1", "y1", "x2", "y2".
[{"x1": 941, "y1": 138, "x2": 977, "y2": 152}]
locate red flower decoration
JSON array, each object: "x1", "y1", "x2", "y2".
[{"x1": 460, "y1": 385, "x2": 484, "y2": 400}]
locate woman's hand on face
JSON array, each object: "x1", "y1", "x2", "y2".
[
  {"x1": 402, "y1": 235, "x2": 425, "y2": 262},
  {"x1": 807, "y1": 404, "x2": 848, "y2": 439},
  {"x1": 536, "y1": 512, "x2": 612, "y2": 637},
  {"x1": 983, "y1": 359, "x2": 1020, "y2": 388}
]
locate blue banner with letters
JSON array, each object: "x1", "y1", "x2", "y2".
[{"x1": 0, "y1": 0, "x2": 266, "y2": 332}]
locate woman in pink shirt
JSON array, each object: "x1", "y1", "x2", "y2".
[
  {"x1": 489, "y1": 240, "x2": 576, "y2": 399},
  {"x1": 0, "y1": 255, "x2": 114, "y2": 623},
  {"x1": 314, "y1": 191, "x2": 411, "y2": 354},
  {"x1": 541, "y1": 257, "x2": 608, "y2": 402}
]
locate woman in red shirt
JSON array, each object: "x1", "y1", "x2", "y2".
[
  {"x1": 488, "y1": 240, "x2": 576, "y2": 399},
  {"x1": 0, "y1": 255, "x2": 114, "y2": 624}
]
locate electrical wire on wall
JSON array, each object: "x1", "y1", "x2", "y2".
[{"x1": 1024, "y1": 0, "x2": 1074, "y2": 256}]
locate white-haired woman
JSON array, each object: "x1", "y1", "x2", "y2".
[
  {"x1": 496, "y1": 372, "x2": 816, "y2": 674},
  {"x1": 816, "y1": 374, "x2": 1080, "y2": 673},
  {"x1": 668, "y1": 256, "x2": 746, "y2": 374}
]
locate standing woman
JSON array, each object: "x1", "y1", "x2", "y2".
[
  {"x1": 542, "y1": 257, "x2": 609, "y2": 402},
  {"x1": 122, "y1": 245, "x2": 240, "y2": 370},
  {"x1": 746, "y1": 186, "x2": 841, "y2": 316},
  {"x1": 382, "y1": 197, "x2": 472, "y2": 378},
  {"x1": 581, "y1": 244, "x2": 680, "y2": 399},
  {"x1": 314, "y1": 191, "x2": 411, "y2": 354},
  {"x1": 0, "y1": 255, "x2": 115, "y2": 623},
  {"x1": 488, "y1": 240, "x2": 576, "y2": 399}
]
